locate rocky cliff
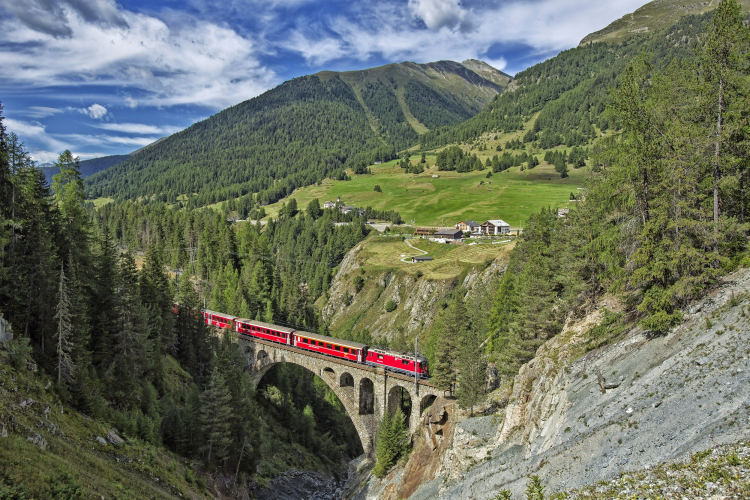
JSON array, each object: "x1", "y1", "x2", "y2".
[
  {"x1": 322, "y1": 241, "x2": 508, "y2": 343},
  {"x1": 358, "y1": 266, "x2": 750, "y2": 499}
]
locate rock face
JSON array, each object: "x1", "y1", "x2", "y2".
[
  {"x1": 252, "y1": 469, "x2": 347, "y2": 500},
  {"x1": 322, "y1": 243, "x2": 507, "y2": 343},
  {"x1": 384, "y1": 267, "x2": 750, "y2": 499}
]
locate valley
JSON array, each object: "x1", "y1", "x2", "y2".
[{"x1": 2, "y1": 0, "x2": 750, "y2": 498}]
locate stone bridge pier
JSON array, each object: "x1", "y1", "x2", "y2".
[{"x1": 238, "y1": 336, "x2": 444, "y2": 457}]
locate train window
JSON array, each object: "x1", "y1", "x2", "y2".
[
  {"x1": 402, "y1": 360, "x2": 409, "y2": 365},
  {"x1": 377, "y1": 354, "x2": 383, "y2": 360},
  {"x1": 303, "y1": 338, "x2": 309, "y2": 343},
  {"x1": 326, "y1": 343, "x2": 332, "y2": 349},
  {"x1": 343, "y1": 347, "x2": 349, "y2": 354},
  {"x1": 335, "y1": 345, "x2": 340, "y2": 351}
]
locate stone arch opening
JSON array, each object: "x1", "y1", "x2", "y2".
[
  {"x1": 387, "y1": 385, "x2": 412, "y2": 428},
  {"x1": 323, "y1": 367, "x2": 335, "y2": 375},
  {"x1": 420, "y1": 394, "x2": 437, "y2": 416},
  {"x1": 257, "y1": 350, "x2": 268, "y2": 361},
  {"x1": 359, "y1": 378, "x2": 374, "y2": 415},
  {"x1": 340, "y1": 372, "x2": 354, "y2": 388},
  {"x1": 256, "y1": 362, "x2": 365, "y2": 457}
]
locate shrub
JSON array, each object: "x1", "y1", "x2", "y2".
[
  {"x1": 384, "y1": 300, "x2": 397, "y2": 312},
  {"x1": 374, "y1": 185, "x2": 382, "y2": 192},
  {"x1": 353, "y1": 275, "x2": 365, "y2": 293},
  {"x1": 416, "y1": 270, "x2": 423, "y2": 278}
]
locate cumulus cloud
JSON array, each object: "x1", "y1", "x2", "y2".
[
  {"x1": 408, "y1": 0, "x2": 472, "y2": 32},
  {"x1": 78, "y1": 103, "x2": 108, "y2": 119}
]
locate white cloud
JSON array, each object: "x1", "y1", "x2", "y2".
[
  {"x1": 25, "y1": 106, "x2": 63, "y2": 119},
  {"x1": 78, "y1": 103, "x2": 108, "y2": 119},
  {"x1": 0, "y1": 0, "x2": 278, "y2": 109},
  {"x1": 483, "y1": 57, "x2": 507, "y2": 72},
  {"x1": 94, "y1": 122, "x2": 183, "y2": 135},
  {"x1": 408, "y1": 0, "x2": 472, "y2": 32},
  {"x1": 283, "y1": 0, "x2": 648, "y2": 73}
]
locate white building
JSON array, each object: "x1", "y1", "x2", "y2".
[{"x1": 481, "y1": 219, "x2": 511, "y2": 235}]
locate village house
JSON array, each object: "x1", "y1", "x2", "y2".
[
  {"x1": 558, "y1": 208, "x2": 570, "y2": 218},
  {"x1": 323, "y1": 201, "x2": 336, "y2": 209},
  {"x1": 340, "y1": 205, "x2": 356, "y2": 214},
  {"x1": 414, "y1": 227, "x2": 435, "y2": 237},
  {"x1": 455, "y1": 220, "x2": 481, "y2": 234},
  {"x1": 433, "y1": 228, "x2": 463, "y2": 242},
  {"x1": 481, "y1": 219, "x2": 511, "y2": 235}
]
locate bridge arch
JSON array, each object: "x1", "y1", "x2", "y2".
[
  {"x1": 340, "y1": 372, "x2": 354, "y2": 388},
  {"x1": 359, "y1": 378, "x2": 374, "y2": 415},
  {"x1": 387, "y1": 385, "x2": 412, "y2": 428}
]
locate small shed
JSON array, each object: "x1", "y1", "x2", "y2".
[{"x1": 411, "y1": 256, "x2": 433, "y2": 263}]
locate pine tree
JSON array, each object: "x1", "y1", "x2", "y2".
[
  {"x1": 373, "y1": 409, "x2": 394, "y2": 478},
  {"x1": 201, "y1": 366, "x2": 233, "y2": 464},
  {"x1": 456, "y1": 326, "x2": 487, "y2": 416},
  {"x1": 432, "y1": 294, "x2": 468, "y2": 393},
  {"x1": 54, "y1": 266, "x2": 75, "y2": 386}
]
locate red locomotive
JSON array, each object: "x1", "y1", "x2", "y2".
[
  {"x1": 191, "y1": 306, "x2": 429, "y2": 378},
  {"x1": 365, "y1": 346, "x2": 429, "y2": 377}
]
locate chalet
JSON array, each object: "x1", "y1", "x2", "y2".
[
  {"x1": 323, "y1": 201, "x2": 336, "y2": 209},
  {"x1": 374, "y1": 161, "x2": 382, "y2": 165},
  {"x1": 481, "y1": 219, "x2": 511, "y2": 235},
  {"x1": 558, "y1": 208, "x2": 570, "y2": 218},
  {"x1": 340, "y1": 205, "x2": 356, "y2": 214},
  {"x1": 414, "y1": 227, "x2": 435, "y2": 237},
  {"x1": 411, "y1": 256, "x2": 433, "y2": 263},
  {"x1": 455, "y1": 220, "x2": 481, "y2": 234},
  {"x1": 433, "y1": 229, "x2": 463, "y2": 242}
]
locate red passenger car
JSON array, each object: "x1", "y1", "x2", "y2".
[
  {"x1": 365, "y1": 346, "x2": 429, "y2": 378},
  {"x1": 293, "y1": 331, "x2": 367, "y2": 363},
  {"x1": 203, "y1": 310, "x2": 236, "y2": 329},
  {"x1": 235, "y1": 319, "x2": 294, "y2": 346}
]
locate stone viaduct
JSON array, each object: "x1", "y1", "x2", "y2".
[{"x1": 237, "y1": 335, "x2": 445, "y2": 456}]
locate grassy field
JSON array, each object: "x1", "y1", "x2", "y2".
[
  {"x1": 265, "y1": 156, "x2": 585, "y2": 227},
  {"x1": 355, "y1": 236, "x2": 514, "y2": 280}
]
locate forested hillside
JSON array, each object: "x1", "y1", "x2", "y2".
[
  {"x1": 421, "y1": 9, "x2": 733, "y2": 151},
  {"x1": 0, "y1": 121, "x2": 369, "y2": 494},
  {"x1": 85, "y1": 60, "x2": 509, "y2": 211},
  {"x1": 40, "y1": 153, "x2": 129, "y2": 183},
  {"x1": 424, "y1": 0, "x2": 750, "y2": 391}
]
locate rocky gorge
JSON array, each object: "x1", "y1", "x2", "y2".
[{"x1": 346, "y1": 266, "x2": 750, "y2": 499}]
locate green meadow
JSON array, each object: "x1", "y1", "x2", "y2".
[{"x1": 266, "y1": 154, "x2": 586, "y2": 227}]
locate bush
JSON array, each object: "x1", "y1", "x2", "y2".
[
  {"x1": 416, "y1": 270, "x2": 423, "y2": 278},
  {"x1": 384, "y1": 300, "x2": 397, "y2": 312},
  {"x1": 353, "y1": 275, "x2": 365, "y2": 293},
  {"x1": 374, "y1": 185, "x2": 382, "y2": 192}
]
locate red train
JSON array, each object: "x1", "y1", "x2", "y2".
[{"x1": 197, "y1": 308, "x2": 429, "y2": 378}]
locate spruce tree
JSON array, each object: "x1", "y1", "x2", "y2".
[
  {"x1": 373, "y1": 409, "x2": 394, "y2": 478},
  {"x1": 201, "y1": 366, "x2": 233, "y2": 464},
  {"x1": 54, "y1": 266, "x2": 75, "y2": 386},
  {"x1": 432, "y1": 294, "x2": 468, "y2": 393},
  {"x1": 456, "y1": 325, "x2": 488, "y2": 416}
]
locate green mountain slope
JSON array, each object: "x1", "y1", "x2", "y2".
[
  {"x1": 421, "y1": 8, "x2": 721, "y2": 151},
  {"x1": 85, "y1": 60, "x2": 509, "y2": 209},
  {"x1": 580, "y1": 0, "x2": 750, "y2": 45},
  {"x1": 40, "y1": 154, "x2": 130, "y2": 183}
]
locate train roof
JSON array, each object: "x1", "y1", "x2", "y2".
[
  {"x1": 204, "y1": 309, "x2": 237, "y2": 319},
  {"x1": 294, "y1": 330, "x2": 368, "y2": 350},
  {"x1": 235, "y1": 318, "x2": 295, "y2": 334},
  {"x1": 369, "y1": 345, "x2": 427, "y2": 362}
]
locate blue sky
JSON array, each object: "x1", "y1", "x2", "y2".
[{"x1": 0, "y1": 0, "x2": 648, "y2": 163}]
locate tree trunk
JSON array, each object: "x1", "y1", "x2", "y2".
[{"x1": 714, "y1": 76, "x2": 723, "y2": 253}]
